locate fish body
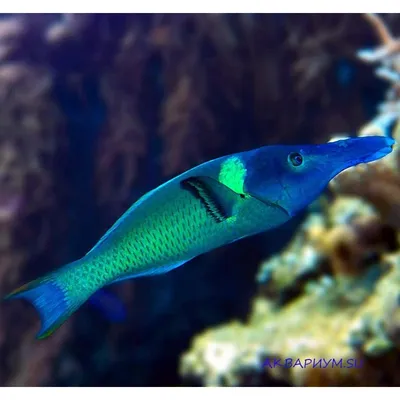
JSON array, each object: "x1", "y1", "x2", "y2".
[{"x1": 5, "y1": 136, "x2": 395, "y2": 339}]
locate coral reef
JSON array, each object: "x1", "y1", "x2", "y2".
[
  {"x1": 180, "y1": 196, "x2": 400, "y2": 386},
  {"x1": 331, "y1": 13, "x2": 400, "y2": 230},
  {"x1": 179, "y1": 14, "x2": 400, "y2": 387}
]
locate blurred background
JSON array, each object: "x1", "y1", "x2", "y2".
[{"x1": 0, "y1": 13, "x2": 400, "y2": 387}]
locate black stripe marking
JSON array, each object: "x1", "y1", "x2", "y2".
[{"x1": 181, "y1": 177, "x2": 228, "y2": 223}]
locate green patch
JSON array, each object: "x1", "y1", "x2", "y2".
[{"x1": 218, "y1": 156, "x2": 247, "y2": 194}]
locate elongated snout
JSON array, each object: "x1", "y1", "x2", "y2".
[
  {"x1": 326, "y1": 136, "x2": 395, "y2": 174},
  {"x1": 241, "y1": 135, "x2": 396, "y2": 220}
]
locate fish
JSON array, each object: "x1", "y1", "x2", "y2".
[
  {"x1": 4, "y1": 135, "x2": 395, "y2": 339},
  {"x1": 88, "y1": 289, "x2": 127, "y2": 323}
]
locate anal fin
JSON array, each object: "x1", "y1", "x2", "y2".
[{"x1": 108, "y1": 258, "x2": 192, "y2": 284}]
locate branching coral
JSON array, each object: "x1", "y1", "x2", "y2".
[
  {"x1": 330, "y1": 14, "x2": 400, "y2": 229},
  {"x1": 357, "y1": 14, "x2": 400, "y2": 85}
]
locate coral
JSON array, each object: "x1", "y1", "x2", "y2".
[
  {"x1": 256, "y1": 196, "x2": 396, "y2": 299},
  {"x1": 256, "y1": 209, "x2": 326, "y2": 299},
  {"x1": 331, "y1": 162, "x2": 400, "y2": 230},
  {"x1": 180, "y1": 198, "x2": 400, "y2": 386},
  {"x1": 357, "y1": 14, "x2": 400, "y2": 88},
  {"x1": 314, "y1": 214, "x2": 397, "y2": 277},
  {"x1": 330, "y1": 14, "x2": 400, "y2": 229}
]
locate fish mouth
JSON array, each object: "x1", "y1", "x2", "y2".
[
  {"x1": 331, "y1": 136, "x2": 396, "y2": 171},
  {"x1": 361, "y1": 137, "x2": 395, "y2": 163}
]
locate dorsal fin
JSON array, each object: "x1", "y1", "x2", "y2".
[
  {"x1": 86, "y1": 187, "x2": 159, "y2": 255},
  {"x1": 181, "y1": 176, "x2": 241, "y2": 223}
]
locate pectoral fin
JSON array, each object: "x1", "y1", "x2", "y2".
[{"x1": 181, "y1": 176, "x2": 243, "y2": 223}]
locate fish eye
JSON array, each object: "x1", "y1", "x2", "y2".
[{"x1": 288, "y1": 152, "x2": 303, "y2": 167}]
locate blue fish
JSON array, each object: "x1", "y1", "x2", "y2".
[{"x1": 5, "y1": 136, "x2": 395, "y2": 339}]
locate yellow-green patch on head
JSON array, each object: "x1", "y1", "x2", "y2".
[{"x1": 218, "y1": 156, "x2": 247, "y2": 194}]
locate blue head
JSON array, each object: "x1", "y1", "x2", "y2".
[{"x1": 243, "y1": 136, "x2": 395, "y2": 217}]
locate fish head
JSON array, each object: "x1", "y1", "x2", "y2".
[{"x1": 243, "y1": 136, "x2": 395, "y2": 217}]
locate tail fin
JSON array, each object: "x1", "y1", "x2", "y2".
[{"x1": 4, "y1": 269, "x2": 90, "y2": 339}]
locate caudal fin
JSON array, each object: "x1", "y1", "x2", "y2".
[{"x1": 4, "y1": 270, "x2": 89, "y2": 339}]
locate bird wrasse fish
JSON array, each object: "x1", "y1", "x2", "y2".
[{"x1": 4, "y1": 135, "x2": 395, "y2": 339}]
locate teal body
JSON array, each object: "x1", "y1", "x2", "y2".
[
  {"x1": 5, "y1": 135, "x2": 395, "y2": 339},
  {"x1": 83, "y1": 156, "x2": 289, "y2": 281}
]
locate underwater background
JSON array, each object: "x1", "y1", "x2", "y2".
[{"x1": 0, "y1": 13, "x2": 400, "y2": 387}]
